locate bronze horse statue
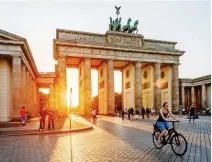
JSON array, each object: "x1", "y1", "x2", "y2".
[
  {"x1": 128, "y1": 20, "x2": 139, "y2": 33},
  {"x1": 122, "y1": 18, "x2": 131, "y2": 32}
]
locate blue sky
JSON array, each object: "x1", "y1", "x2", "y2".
[{"x1": 0, "y1": 1, "x2": 210, "y2": 79}]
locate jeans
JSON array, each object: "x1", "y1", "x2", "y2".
[
  {"x1": 48, "y1": 119, "x2": 55, "y2": 130},
  {"x1": 189, "y1": 115, "x2": 195, "y2": 122},
  {"x1": 39, "y1": 118, "x2": 46, "y2": 129}
]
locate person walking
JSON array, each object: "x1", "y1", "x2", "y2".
[
  {"x1": 127, "y1": 108, "x2": 130, "y2": 120},
  {"x1": 152, "y1": 107, "x2": 156, "y2": 117},
  {"x1": 121, "y1": 109, "x2": 125, "y2": 120},
  {"x1": 39, "y1": 107, "x2": 48, "y2": 131},
  {"x1": 178, "y1": 105, "x2": 183, "y2": 117},
  {"x1": 92, "y1": 109, "x2": 97, "y2": 123},
  {"x1": 20, "y1": 106, "x2": 27, "y2": 126},
  {"x1": 189, "y1": 105, "x2": 196, "y2": 122},
  {"x1": 146, "y1": 107, "x2": 150, "y2": 119},
  {"x1": 130, "y1": 107, "x2": 134, "y2": 121},
  {"x1": 135, "y1": 108, "x2": 139, "y2": 120},
  {"x1": 47, "y1": 109, "x2": 55, "y2": 130},
  {"x1": 141, "y1": 107, "x2": 145, "y2": 119}
]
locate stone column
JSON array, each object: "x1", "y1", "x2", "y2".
[
  {"x1": 12, "y1": 56, "x2": 22, "y2": 117},
  {"x1": 191, "y1": 86, "x2": 195, "y2": 105},
  {"x1": 84, "y1": 58, "x2": 92, "y2": 116},
  {"x1": 135, "y1": 62, "x2": 142, "y2": 110},
  {"x1": 181, "y1": 86, "x2": 185, "y2": 107},
  {"x1": 57, "y1": 56, "x2": 67, "y2": 114},
  {"x1": 26, "y1": 71, "x2": 30, "y2": 112},
  {"x1": 54, "y1": 64, "x2": 60, "y2": 109},
  {"x1": 201, "y1": 84, "x2": 206, "y2": 109},
  {"x1": 21, "y1": 64, "x2": 27, "y2": 108},
  {"x1": 49, "y1": 85, "x2": 55, "y2": 109},
  {"x1": 154, "y1": 63, "x2": 161, "y2": 112},
  {"x1": 107, "y1": 60, "x2": 115, "y2": 115},
  {"x1": 172, "y1": 64, "x2": 180, "y2": 112}
]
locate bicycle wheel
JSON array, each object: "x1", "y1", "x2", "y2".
[
  {"x1": 171, "y1": 133, "x2": 187, "y2": 156},
  {"x1": 152, "y1": 130, "x2": 163, "y2": 149}
]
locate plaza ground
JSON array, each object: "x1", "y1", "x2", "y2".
[{"x1": 0, "y1": 115, "x2": 211, "y2": 162}]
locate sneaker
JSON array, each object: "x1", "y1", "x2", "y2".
[
  {"x1": 43, "y1": 129, "x2": 45, "y2": 131},
  {"x1": 39, "y1": 129, "x2": 42, "y2": 131}
]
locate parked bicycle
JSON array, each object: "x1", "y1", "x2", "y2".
[{"x1": 152, "y1": 121, "x2": 187, "y2": 156}]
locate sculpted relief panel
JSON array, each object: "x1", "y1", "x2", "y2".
[{"x1": 107, "y1": 34, "x2": 142, "y2": 46}]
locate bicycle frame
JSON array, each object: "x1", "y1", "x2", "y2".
[{"x1": 162, "y1": 122, "x2": 178, "y2": 145}]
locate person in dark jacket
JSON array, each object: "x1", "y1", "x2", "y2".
[
  {"x1": 189, "y1": 105, "x2": 196, "y2": 122},
  {"x1": 130, "y1": 107, "x2": 134, "y2": 121},
  {"x1": 48, "y1": 109, "x2": 56, "y2": 130},
  {"x1": 141, "y1": 107, "x2": 145, "y2": 119},
  {"x1": 39, "y1": 107, "x2": 48, "y2": 131},
  {"x1": 146, "y1": 107, "x2": 150, "y2": 119},
  {"x1": 121, "y1": 109, "x2": 125, "y2": 120},
  {"x1": 127, "y1": 108, "x2": 130, "y2": 120}
]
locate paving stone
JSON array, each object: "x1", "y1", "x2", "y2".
[{"x1": 0, "y1": 116, "x2": 210, "y2": 162}]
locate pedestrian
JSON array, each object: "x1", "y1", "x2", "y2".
[
  {"x1": 121, "y1": 109, "x2": 125, "y2": 120},
  {"x1": 39, "y1": 107, "x2": 48, "y2": 131},
  {"x1": 146, "y1": 107, "x2": 150, "y2": 119},
  {"x1": 178, "y1": 105, "x2": 183, "y2": 117},
  {"x1": 127, "y1": 108, "x2": 130, "y2": 120},
  {"x1": 130, "y1": 107, "x2": 134, "y2": 121},
  {"x1": 135, "y1": 108, "x2": 139, "y2": 119},
  {"x1": 92, "y1": 109, "x2": 97, "y2": 123},
  {"x1": 189, "y1": 105, "x2": 196, "y2": 122},
  {"x1": 47, "y1": 109, "x2": 55, "y2": 130},
  {"x1": 20, "y1": 106, "x2": 27, "y2": 126},
  {"x1": 152, "y1": 107, "x2": 156, "y2": 117},
  {"x1": 141, "y1": 107, "x2": 145, "y2": 119}
]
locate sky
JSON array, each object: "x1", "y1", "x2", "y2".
[{"x1": 0, "y1": 1, "x2": 211, "y2": 106}]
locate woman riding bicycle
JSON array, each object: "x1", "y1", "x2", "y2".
[{"x1": 156, "y1": 102, "x2": 178, "y2": 144}]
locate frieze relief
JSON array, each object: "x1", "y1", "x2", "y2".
[{"x1": 107, "y1": 35, "x2": 142, "y2": 46}]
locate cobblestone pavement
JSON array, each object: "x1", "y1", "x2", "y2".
[{"x1": 0, "y1": 115, "x2": 210, "y2": 162}]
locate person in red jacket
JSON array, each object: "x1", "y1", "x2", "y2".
[{"x1": 20, "y1": 106, "x2": 26, "y2": 126}]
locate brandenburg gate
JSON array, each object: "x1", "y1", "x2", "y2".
[{"x1": 54, "y1": 28, "x2": 184, "y2": 115}]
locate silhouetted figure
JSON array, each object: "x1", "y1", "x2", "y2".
[
  {"x1": 189, "y1": 105, "x2": 196, "y2": 122},
  {"x1": 39, "y1": 107, "x2": 48, "y2": 131},
  {"x1": 48, "y1": 109, "x2": 56, "y2": 130},
  {"x1": 130, "y1": 107, "x2": 134, "y2": 121},
  {"x1": 127, "y1": 108, "x2": 130, "y2": 120},
  {"x1": 121, "y1": 109, "x2": 125, "y2": 120},
  {"x1": 146, "y1": 107, "x2": 150, "y2": 119},
  {"x1": 141, "y1": 107, "x2": 145, "y2": 119}
]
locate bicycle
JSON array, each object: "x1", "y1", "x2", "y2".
[{"x1": 152, "y1": 121, "x2": 187, "y2": 156}]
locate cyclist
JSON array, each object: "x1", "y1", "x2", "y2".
[{"x1": 156, "y1": 102, "x2": 178, "y2": 144}]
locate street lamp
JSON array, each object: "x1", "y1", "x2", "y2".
[{"x1": 70, "y1": 88, "x2": 72, "y2": 130}]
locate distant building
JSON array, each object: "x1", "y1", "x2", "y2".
[{"x1": 179, "y1": 75, "x2": 211, "y2": 112}]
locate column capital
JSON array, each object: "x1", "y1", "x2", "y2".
[
  {"x1": 154, "y1": 62, "x2": 161, "y2": 67},
  {"x1": 84, "y1": 57, "x2": 91, "y2": 61},
  {"x1": 106, "y1": 59, "x2": 114, "y2": 63},
  {"x1": 135, "y1": 62, "x2": 141, "y2": 68}
]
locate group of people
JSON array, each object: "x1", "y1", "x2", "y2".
[
  {"x1": 19, "y1": 106, "x2": 57, "y2": 131},
  {"x1": 118, "y1": 107, "x2": 156, "y2": 121},
  {"x1": 39, "y1": 107, "x2": 56, "y2": 131}
]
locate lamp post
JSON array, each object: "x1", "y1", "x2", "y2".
[{"x1": 70, "y1": 88, "x2": 72, "y2": 130}]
